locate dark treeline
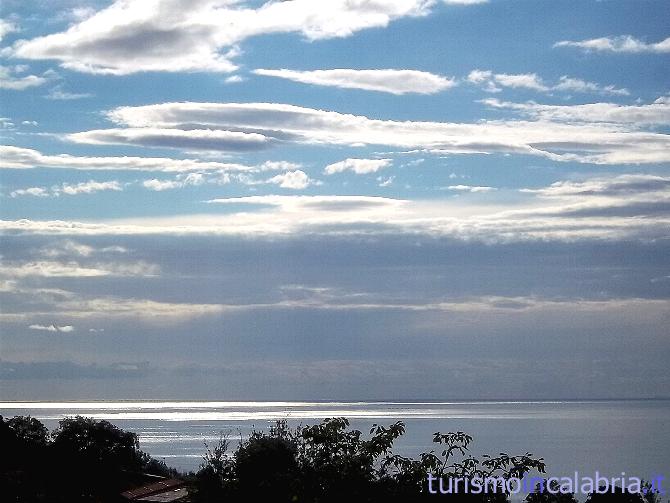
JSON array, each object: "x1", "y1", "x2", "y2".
[{"x1": 1, "y1": 415, "x2": 663, "y2": 503}]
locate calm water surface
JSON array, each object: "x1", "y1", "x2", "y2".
[{"x1": 1, "y1": 400, "x2": 667, "y2": 480}]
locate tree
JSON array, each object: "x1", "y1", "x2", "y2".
[
  {"x1": 50, "y1": 415, "x2": 146, "y2": 499},
  {"x1": 6, "y1": 415, "x2": 49, "y2": 446},
  {"x1": 525, "y1": 480, "x2": 579, "y2": 503}
]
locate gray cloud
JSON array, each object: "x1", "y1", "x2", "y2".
[{"x1": 68, "y1": 128, "x2": 273, "y2": 152}]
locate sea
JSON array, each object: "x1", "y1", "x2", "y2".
[{"x1": 1, "y1": 399, "x2": 668, "y2": 485}]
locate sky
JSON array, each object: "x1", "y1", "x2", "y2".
[{"x1": 0, "y1": 0, "x2": 668, "y2": 401}]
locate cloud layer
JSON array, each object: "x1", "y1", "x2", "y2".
[
  {"x1": 3, "y1": 172, "x2": 668, "y2": 242},
  {"x1": 62, "y1": 100, "x2": 670, "y2": 165}
]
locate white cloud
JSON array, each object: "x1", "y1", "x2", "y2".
[
  {"x1": 29, "y1": 324, "x2": 74, "y2": 333},
  {"x1": 492, "y1": 72, "x2": 548, "y2": 91},
  {"x1": 0, "y1": 65, "x2": 49, "y2": 90},
  {"x1": 0, "y1": 117, "x2": 15, "y2": 129},
  {"x1": 324, "y1": 158, "x2": 392, "y2": 175},
  {"x1": 8, "y1": 0, "x2": 444, "y2": 75},
  {"x1": 61, "y1": 180, "x2": 122, "y2": 195},
  {"x1": 0, "y1": 260, "x2": 160, "y2": 278},
  {"x1": 143, "y1": 173, "x2": 205, "y2": 191},
  {"x1": 467, "y1": 69, "x2": 629, "y2": 96},
  {"x1": 45, "y1": 86, "x2": 94, "y2": 100},
  {"x1": 10, "y1": 187, "x2": 50, "y2": 198},
  {"x1": 84, "y1": 100, "x2": 670, "y2": 165},
  {"x1": 555, "y1": 35, "x2": 670, "y2": 54},
  {"x1": 446, "y1": 184, "x2": 496, "y2": 192},
  {"x1": 0, "y1": 145, "x2": 291, "y2": 173},
  {"x1": 10, "y1": 180, "x2": 122, "y2": 198},
  {"x1": 265, "y1": 170, "x2": 317, "y2": 190},
  {"x1": 224, "y1": 75, "x2": 245, "y2": 84},
  {"x1": 0, "y1": 19, "x2": 17, "y2": 42},
  {"x1": 26, "y1": 296, "x2": 227, "y2": 322},
  {"x1": 552, "y1": 76, "x2": 629, "y2": 96},
  {"x1": 253, "y1": 68, "x2": 456, "y2": 94},
  {"x1": 378, "y1": 176, "x2": 395, "y2": 187},
  {"x1": 142, "y1": 179, "x2": 184, "y2": 191},
  {"x1": 142, "y1": 169, "x2": 316, "y2": 191},
  {"x1": 40, "y1": 240, "x2": 127, "y2": 258},
  {"x1": 481, "y1": 96, "x2": 670, "y2": 126}
]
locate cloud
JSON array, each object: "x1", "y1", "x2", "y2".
[
  {"x1": 481, "y1": 96, "x2": 670, "y2": 125},
  {"x1": 10, "y1": 180, "x2": 122, "y2": 198},
  {"x1": 75, "y1": 100, "x2": 670, "y2": 165},
  {"x1": 143, "y1": 173, "x2": 205, "y2": 191},
  {"x1": 13, "y1": 296, "x2": 228, "y2": 322},
  {"x1": 0, "y1": 118, "x2": 14, "y2": 129},
  {"x1": 40, "y1": 240, "x2": 128, "y2": 258},
  {"x1": 523, "y1": 174, "x2": 670, "y2": 199},
  {"x1": 29, "y1": 324, "x2": 74, "y2": 333},
  {"x1": 9, "y1": 187, "x2": 50, "y2": 198},
  {"x1": 490, "y1": 72, "x2": 548, "y2": 91},
  {"x1": 8, "y1": 0, "x2": 444, "y2": 75},
  {"x1": 224, "y1": 75, "x2": 245, "y2": 84},
  {"x1": 0, "y1": 65, "x2": 50, "y2": 90},
  {"x1": 324, "y1": 158, "x2": 392, "y2": 175},
  {"x1": 0, "y1": 19, "x2": 18, "y2": 42},
  {"x1": 206, "y1": 194, "x2": 405, "y2": 212},
  {"x1": 445, "y1": 184, "x2": 496, "y2": 192},
  {"x1": 61, "y1": 180, "x2": 122, "y2": 195},
  {"x1": 0, "y1": 360, "x2": 150, "y2": 380},
  {"x1": 68, "y1": 127, "x2": 272, "y2": 152},
  {"x1": 467, "y1": 69, "x2": 629, "y2": 96},
  {"x1": 45, "y1": 85, "x2": 93, "y2": 100},
  {"x1": 9, "y1": 291, "x2": 670, "y2": 323},
  {"x1": 3, "y1": 173, "x2": 665, "y2": 242},
  {"x1": 552, "y1": 76, "x2": 629, "y2": 96},
  {"x1": 140, "y1": 169, "x2": 318, "y2": 191},
  {"x1": 265, "y1": 170, "x2": 317, "y2": 190},
  {"x1": 0, "y1": 260, "x2": 160, "y2": 278},
  {"x1": 554, "y1": 35, "x2": 670, "y2": 54},
  {"x1": 0, "y1": 145, "x2": 291, "y2": 173},
  {"x1": 378, "y1": 176, "x2": 395, "y2": 187},
  {"x1": 517, "y1": 174, "x2": 670, "y2": 219},
  {"x1": 253, "y1": 68, "x2": 456, "y2": 94}
]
